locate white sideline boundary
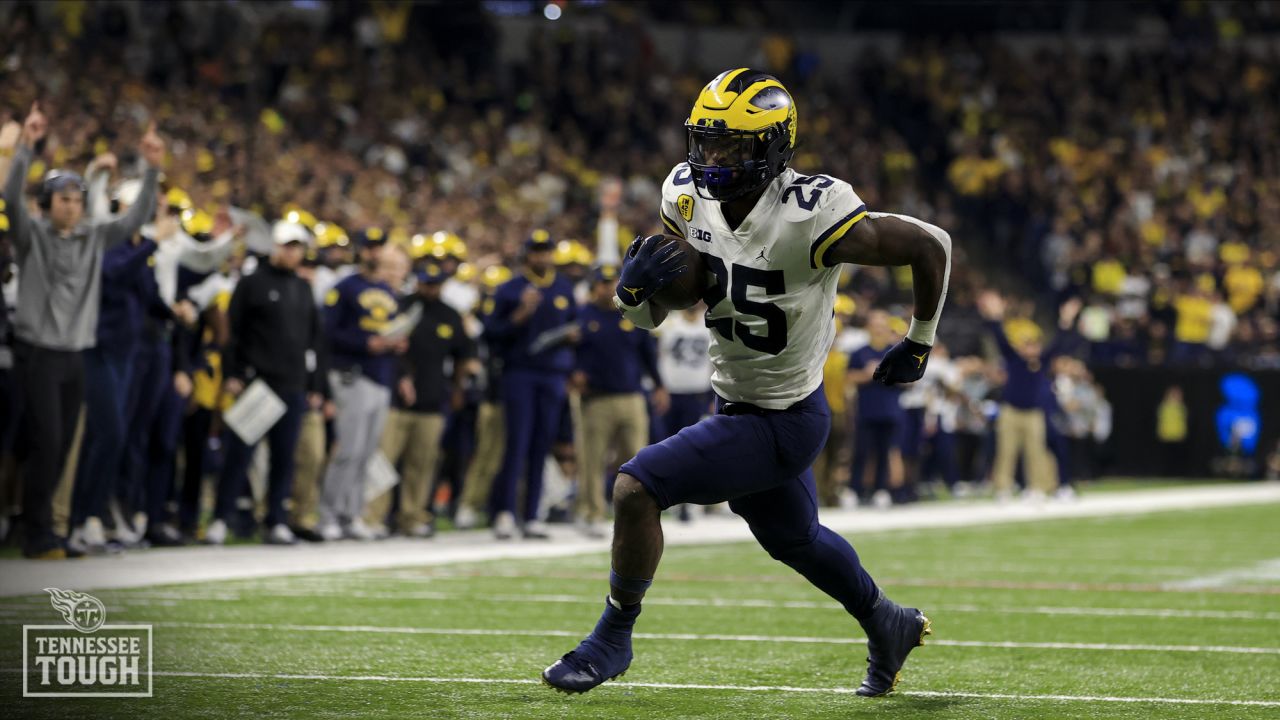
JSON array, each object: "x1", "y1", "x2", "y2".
[
  {"x1": 151, "y1": 620, "x2": 1280, "y2": 655},
  {"x1": 1, "y1": 482, "x2": 1278, "y2": 597},
  {"x1": 6, "y1": 669, "x2": 1277, "y2": 707},
  {"x1": 104, "y1": 589, "x2": 1280, "y2": 621}
]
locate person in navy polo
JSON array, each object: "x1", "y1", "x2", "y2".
[
  {"x1": 573, "y1": 265, "x2": 666, "y2": 538},
  {"x1": 483, "y1": 230, "x2": 579, "y2": 539},
  {"x1": 847, "y1": 311, "x2": 908, "y2": 506}
]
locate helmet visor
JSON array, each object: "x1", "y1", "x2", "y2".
[{"x1": 687, "y1": 132, "x2": 756, "y2": 169}]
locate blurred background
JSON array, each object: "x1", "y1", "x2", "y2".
[{"x1": 1, "y1": 0, "x2": 1278, "y2": 557}]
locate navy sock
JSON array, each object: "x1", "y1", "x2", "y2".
[{"x1": 608, "y1": 569, "x2": 652, "y2": 606}]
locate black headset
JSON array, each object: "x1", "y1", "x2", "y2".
[{"x1": 38, "y1": 170, "x2": 88, "y2": 210}]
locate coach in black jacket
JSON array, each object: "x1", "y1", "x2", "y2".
[{"x1": 208, "y1": 220, "x2": 327, "y2": 545}]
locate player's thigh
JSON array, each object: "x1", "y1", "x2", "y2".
[{"x1": 620, "y1": 411, "x2": 779, "y2": 509}]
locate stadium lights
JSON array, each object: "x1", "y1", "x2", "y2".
[{"x1": 543, "y1": 3, "x2": 562, "y2": 20}]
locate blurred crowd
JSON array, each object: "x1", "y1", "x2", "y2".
[{"x1": 1, "y1": 2, "x2": 1278, "y2": 557}]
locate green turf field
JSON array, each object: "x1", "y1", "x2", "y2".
[{"x1": 3, "y1": 500, "x2": 1278, "y2": 719}]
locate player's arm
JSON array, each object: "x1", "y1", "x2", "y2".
[{"x1": 826, "y1": 213, "x2": 951, "y2": 384}]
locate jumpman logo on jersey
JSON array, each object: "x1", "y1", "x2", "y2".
[
  {"x1": 755, "y1": 248, "x2": 768, "y2": 263},
  {"x1": 912, "y1": 352, "x2": 929, "y2": 368}
]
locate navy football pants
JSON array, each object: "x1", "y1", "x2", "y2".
[
  {"x1": 622, "y1": 385, "x2": 881, "y2": 619},
  {"x1": 490, "y1": 368, "x2": 566, "y2": 523}
]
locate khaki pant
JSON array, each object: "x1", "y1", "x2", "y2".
[
  {"x1": 579, "y1": 393, "x2": 647, "y2": 523},
  {"x1": 812, "y1": 407, "x2": 848, "y2": 507},
  {"x1": 364, "y1": 409, "x2": 444, "y2": 532},
  {"x1": 458, "y1": 402, "x2": 504, "y2": 514},
  {"x1": 289, "y1": 410, "x2": 328, "y2": 529},
  {"x1": 992, "y1": 404, "x2": 1056, "y2": 494},
  {"x1": 53, "y1": 407, "x2": 85, "y2": 537}
]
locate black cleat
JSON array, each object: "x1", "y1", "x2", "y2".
[
  {"x1": 856, "y1": 593, "x2": 931, "y2": 697},
  {"x1": 542, "y1": 598, "x2": 639, "y2": 694}
]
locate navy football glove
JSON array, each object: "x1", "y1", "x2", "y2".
[
  {"x1": 616, "y1": 235, "x2": 688, "y2": 307},
  {"x1": 873, "y1": 338, "x2": 932, "y2": 386}
]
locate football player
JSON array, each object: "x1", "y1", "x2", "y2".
[{"x1": 543, "y1": 69, "x2": 951, "y2": 698}]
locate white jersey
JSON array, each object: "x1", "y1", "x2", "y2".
[
  {"x1": 657, "y1": 310, "x2": 714, "y2": 395},
  {"x1": 659, "y1": 164, "x2": 867, "y2": 409}
]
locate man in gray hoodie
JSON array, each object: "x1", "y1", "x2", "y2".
[{"x1": 3, "y1": 102, "x2": 165, "y2": 558}]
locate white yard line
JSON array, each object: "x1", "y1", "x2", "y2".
[
  {"x1": 2, "y1": 482, "x2": 1278, "y2": 597},
  {"x1": 6, "y1": 669, "x2": 1274, "y2": 707},
  {"x1": 113, "y1": 588, "x2": 1280, "y2": 621},
  {"x1": 1166, "y1": 558, "x2": 1280, "y2": 590},
  {"x1": 154, "y1": 621, "x2": 1280, "y2": 655}
]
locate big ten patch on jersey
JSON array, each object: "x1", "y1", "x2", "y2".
[{"x1": 356, "y1": 287, "x2": 399, "y2": 333}]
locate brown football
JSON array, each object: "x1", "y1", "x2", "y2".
[{"x1": 650, "y1": 235, "x2": 706, "y2": 310}]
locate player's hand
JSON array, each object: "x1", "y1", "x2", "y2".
[
  {"x1": 873, "y1": 338, "x2": 932, "y2": 386},
  {"x1": 616, "y1": 235, "x2": 687, "y2": 307},
  {"x1": 171, "y1": 299, "x2": 197, "y2": 326},
  {"x1": 652, "y1": 387, "x2": 670, "y2": 416},
  {"x1": 1059, "y1": 296, "x2": 1083, "y2": 329},
  {"x1": 223, "y1": 377, "x2": 245, "y2": 398},
  {"x1": 368, "y1": 335, "x2": 390, "y2": 354},
  {"x1": 139, "y1": 121, "x2": 166, "y2": 168},
  {"x1": 0, "y1": 120, "x2": 20, "y2": 152},
  {"x1": 977, "y1": 290, "x2": 1006, "y2": 321},
  {"x1": 87, "y1": 152, "x2": 118, "y2": 177},
  {"x1": 398, "y1": 376, "x2": 416, "y2": 406},
  {"x1": 519, "y1": 286, "x2": 542, "y2": 310},
  {"x1": 173, "y1": 371, "x2": 193, "y2": 399},
  {"x1": 21, "y1": 102, "x2": 46, "y2": 146}
]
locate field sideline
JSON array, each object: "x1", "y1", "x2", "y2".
[{"x1": 2, "y1": 482, "x2": 1278, "y2": 719}]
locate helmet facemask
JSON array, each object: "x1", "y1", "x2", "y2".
[{"x1": 685, "y1": 119, "x2": 794, "y2": 202}]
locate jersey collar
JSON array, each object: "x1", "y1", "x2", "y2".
[{"x1": 523, "y1": 268, "x2": 556, "y2": 288}]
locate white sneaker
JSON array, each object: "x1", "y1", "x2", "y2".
[
  {"x1": 454, "y1": 506, "x2": 479, "y2": 530},
  {"x1": 407, "y1": 522, "x2": 436, "y2": 539},
  {"x1": 579, "y1": 521, "x2": 607, "y2": 540},
  {"x1": 203, "y1": 519, "x2": 228, "y2": 546},
  {"x1": 994, "y1": 489, "x2": 1014, "y2": 504},
  {"x1": 522, "y1": 519, "x2": 551, "y2": 540},
  {"x1": 493, "y1": 511, "x2": 516, "y2": 540},
  {"x1": 1054, "y1": 485, "x2": 1077, "y2": 503},
  {"x1": 67, "y1": 526, "x2": 90, "y2": 555},
  {"x1": 345, "y1": 519, "x2": 375, "y2": 541},
  {"x1": 266, "y1": 524, "x2": 297, "y2": 545},
  {"x1": 317, "y1": 523, "x2": 343, "y2": 542},
  {"x1": 132, "y1": 512, "x2": 149, "y2": 539},
  {"x1": 1022, "y1": 488, "x2": 1047, "y2": 505},
  {"x1": 838, "y1": 488, "x2": 859, "y2": 509},
  {"x1": 82, "y1": 517, "x2": 108, "y2": 549},
  {"x1": 872, "y1": 489, "x2": 893, "y2": 510}
]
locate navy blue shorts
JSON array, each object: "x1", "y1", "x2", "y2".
[
  {"x1": 620, "y1": 384, "x2": 831, "y2": 510},
  {"x1": 901, "y1": 407, "x2": 926, "y2": 459}
]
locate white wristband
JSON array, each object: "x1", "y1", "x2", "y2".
[
  {"x1": 907, "y1": 317, "x2": 938, "y2": 346},
  {"x1": 612, "y1": 294, "x2": 659, "y2": 330}
]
